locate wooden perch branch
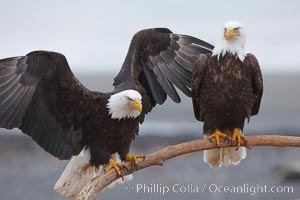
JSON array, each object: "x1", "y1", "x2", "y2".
[{"x1": 75, "y1": 135, "x2": 300, "y2": 200}]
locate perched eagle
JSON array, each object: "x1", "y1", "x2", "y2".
[
  {"x1": 0, "y1": 28, "x2": 212, "y2": 197},
  {"x1": 191, "y1": 21, "x2": 263, "y2": 167}
]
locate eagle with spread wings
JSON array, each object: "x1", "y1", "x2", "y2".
[{"x1": 0, "y1": 28, "x2": 212, "y2": 197}]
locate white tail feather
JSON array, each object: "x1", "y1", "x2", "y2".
[
  {"x1": 54, "y1": 149, "x2": 133, "y2": 198},
  {"x1": 203, "y1": 135, "x2": 247, "y2": 168}
]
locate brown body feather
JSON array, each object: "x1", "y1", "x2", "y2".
[{"x1": 192, "y1": 53, "x2": 263, "y2": 134}]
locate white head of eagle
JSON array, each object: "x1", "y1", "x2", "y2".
[
  {"x1": 107, "y1": 90, "x2": 142, "y2": 119},
  {"x1": 212, "y1": 21, "x2": 246, "y2": 62}
]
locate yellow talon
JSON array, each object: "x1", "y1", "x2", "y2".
[
  {"x1": 125, "y1": 153, "x2": 145, "y2": 165},
  {"x1": 104, "y1": 159, "x2": 124, "y2": 176},
  {"x1": 208, "y1": 129, "x2": 228, "y2": 146},
  {"x1": 231, "y1": 128, "x2": 247, "y2": 149}
]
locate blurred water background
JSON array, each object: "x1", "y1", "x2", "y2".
[{"x1": 0, "y1": 0, "x2": 300, "y2": 199}]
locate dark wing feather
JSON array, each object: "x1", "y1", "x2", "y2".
[
  {"x1": 245, "y1": 53, "x2": 263, "y2": 115},
  {"x1": 113, "y1": 28, "x2": 213, "y2": 118},
  {"x1": 141, "y1": 59, "x2": 166, "y2": 104},
  {"x1": 0, "y1": 51, "x2": 97, "y2": 159},
  {"x1": 191, "y1": 54, "x2": 208, "y2": 121}
]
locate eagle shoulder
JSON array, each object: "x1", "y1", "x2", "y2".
[
  {"x1": 244, "y1": 53, "x2": 263, "y2": 116},
  {"x1": 191, "y1": 54, "x2": 209, "y2": 121}
]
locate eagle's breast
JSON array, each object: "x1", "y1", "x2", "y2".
[{"x1": 211, "y1": 54, "x2": 246, "y2": 83}]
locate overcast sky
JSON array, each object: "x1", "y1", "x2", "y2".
[{"x1": 0, "y1": 0, "x2": 299, "y2": 74}]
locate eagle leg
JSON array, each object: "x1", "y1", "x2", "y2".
[
  {"x1": 125, "y1": 153, "x2": 145, "y2": 166},
  {"x1": 104, "y1": 159, "x2": 124, "y2": 176},
  {"x1": 231, "y1": 128, "x2": 247, "y2": 150},
  {"x1": 208, "y1": 129, "x2": 229, "y2": 146}
]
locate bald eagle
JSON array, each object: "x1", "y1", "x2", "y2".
[
  {"x1": 191, "y1": 21, "x2": 263, "y2": 167},
  {"x1": 0, "y1": 28, "x2": 212, "y2": 197}
]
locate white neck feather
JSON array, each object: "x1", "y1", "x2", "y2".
[
  {"x1": 107, "y1": 90, "x2": 142, "y2": 120},
  {"x1": 212, "y1": 34, "x2": 246, "y2": 62}
]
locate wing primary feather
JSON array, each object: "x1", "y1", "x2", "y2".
[
  {"x1": 0, "y1": 63, "x2": 16, "y2": 75},
  {"x1": 177, "y1": 44, "x2": 204, "y2": 57},
  {"x1": 175, "y1": 51, "x2": 195, "y2": 68},
  {"x1": 156, "y1": 55, "x2": 191, "y2": 96},
  {"x1": 151, "y1": 61, "x2": 181, "y2": 103},
  {"x1": 60, "y1": 145, "x2": 73, "y2": 159},
  {"x1": 177, "y1": 49, "x2": 198, "y2": 64},
  {"x1": 47, "y1": 131, "x2": 59, "y2": 156},
  {"x1": 0, "y1": 84, "x2": 22, "y2": 117},
  {"x1": 176, "y1": 34, "x2": 214, "y2": 50},
  {"x1": 159, "y1": 50, "x2": 192, "y2": 85},
  {"x1": 31, "y1": 104, "x2": 50, "y2": 143},
  {"x1": 3, "y1": 88, "x2": 30, "y2": 128},
  {"x1": 0, "y1": 68, "x2": 16, "y2": 79},
  {"x1": 174, "y1": 54, "x2": 194, "y2": 70},
  {"x1": 142, "y1": 60, "x2": 166, "y2": 104},
  {"x1": 169, "y1": 59, "x2": 192, "y2": 87},
  {"x1": 7, "y1": 87, "x2": 35, "y2": 128},
  {"x1": 0, "y1": 72, "x2": 20, "y2": 93},
  {"x1": 160, "y1": 65, "x2": 191, "y2": 97}
]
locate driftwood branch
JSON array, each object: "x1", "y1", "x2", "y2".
[{"x1": 75, "y1": 135, "x2": 300, "y2": 200}]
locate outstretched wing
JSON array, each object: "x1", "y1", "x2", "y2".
[
  {"x1": 113, "y1": 28, "x2": 213, "y2": 118},
  {"x1": 191, "y1": 54, "x2": 208, "y2": 121},
  {"x1": 0, "y1": 51, "x2": 96, "y2": 159},
  {"x1": 245, "y1": 53, "x2": 263, "y2": 115}
]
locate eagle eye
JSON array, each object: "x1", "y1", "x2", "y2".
[{"x1": 127, "y1": 96, "x2": 133, "y2": 101}]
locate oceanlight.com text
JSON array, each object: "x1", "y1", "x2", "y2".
[{"x1": 129, "y1": 183, "x2": 294, "y2": 196}]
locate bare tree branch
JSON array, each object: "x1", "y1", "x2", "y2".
[{"x1": 75, "y1": 135, "x2": 300, "y2": 200}]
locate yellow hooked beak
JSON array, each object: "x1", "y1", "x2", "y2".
[
  {"x1": 225, "y1": 28, "x2": 235, "y2": 40},
  {"x1": 129, "y1": 99, "x2": 142, "y2": 113}
]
